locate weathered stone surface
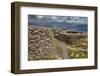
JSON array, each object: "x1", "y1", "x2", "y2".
[{"x1": 28, "y1": 26, "x2": 58, "y2": 60}]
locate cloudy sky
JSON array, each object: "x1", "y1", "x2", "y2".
[{"x1": 28, "y1": 15, "x2": 88, "y2": 24}]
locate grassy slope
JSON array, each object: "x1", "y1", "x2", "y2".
[{"x1": 54, "y1": 37, "x2": 88, "y2": 59}]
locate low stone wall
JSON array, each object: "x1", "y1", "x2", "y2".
[{"x1": 54, "y1": 31, "x2": 87, "y2": 44}]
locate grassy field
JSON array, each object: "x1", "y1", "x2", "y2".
[
  {"x1": 54, "y1": 38, "x2": 88, "y2": 59},
  {"x1": 53, "y1": 28, "x2": 88, "y2": 59}
]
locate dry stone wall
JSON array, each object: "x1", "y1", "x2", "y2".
[{"x1": 28, "y1": 26, "x2": 58, "y2": 60}]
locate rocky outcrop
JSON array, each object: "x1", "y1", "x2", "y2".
[{"x1": 28, "y1": 26, "x2": 58, "y2": 60}]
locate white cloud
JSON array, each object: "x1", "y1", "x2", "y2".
[
  {"x1": 37, "y1": 16, "x2": 44, "y2": 19},
  {"x1": 51, "y1": 16, "x2": 57, "y2": 20},
  {"x1": 31, "y1": 15, "x2": 88, "y2": 24}
]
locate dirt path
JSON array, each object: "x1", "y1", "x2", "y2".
[
  {"x1": 61, "y1": 46, "x2": 69, "y2": 59},
  {"x1": 55, "y1": 39, "x2": 69, "y2": 59}
]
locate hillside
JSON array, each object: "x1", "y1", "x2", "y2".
[{"x1": 28, "y1": 26, "x2": 88, "y2": 60}]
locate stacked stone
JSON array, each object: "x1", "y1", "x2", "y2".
[
  {"x1": 54, "y1": 30, "x2": 87, "y2": 44},
  {"x1": 28, "y1": 26, "x2": 58, "y2": 60}
]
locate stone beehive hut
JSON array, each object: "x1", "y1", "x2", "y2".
[{"x1": 28, "y1": 26, "x2": 58, "y2": 60}]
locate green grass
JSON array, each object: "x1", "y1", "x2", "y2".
[
  {"x1": 54, "y1": 38, "x2": 88, "y2": 59},
  {"x1": 55, "y1": 45, "x2": 62, "y2": 53},
  {"x1": 72, "y1": 38, "x2": 88, "y2": 50},
  {"x1": 68, "y1": 49, "x2": 88, "y2": 59},
  {"x1": 32, "y1": 56, "x2": 57, "y2": 60}
]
